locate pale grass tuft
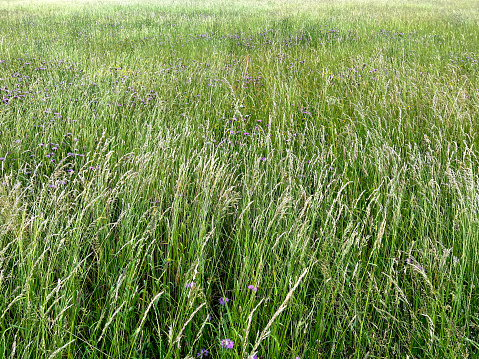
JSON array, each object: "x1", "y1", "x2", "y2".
[
  {"x1": 173, "y1": 302, "x2": 206, "y2": 347},
  {"x1": 46, "y1": 339, "x2": 75, "y2": 359},
  {"x1": 97, "y1": 301, "x2": 126, "y2": 343},
  {"x1": 242, "y1": 298, "x2": 265, "y2": 357},
  {"x1": 249, "y1": 267, "x2": 309, "y2": 357}
]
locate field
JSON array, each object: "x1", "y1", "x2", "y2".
[{"x1": 0, "y1": 0, "x2": 478, "y2": 357}]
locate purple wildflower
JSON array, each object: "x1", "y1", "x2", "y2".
[
  {"x1": 186, "y1": 282, "x2": 196, "y2": 288},
  {"x1": 197, "y1": 349, "x2": 209, "y2": 357},
  {"x1": 248, "y1": 285, "x2": 258, "y2": 292},
  {"x1": 88, "y1": 166, "x2": 95, "y2": 170},
  {"x1": 219, "y1": 297, "x2": 229, "y2": 305},
  {"x1": 220, "y1": 339, "x2": 234, "y2": 349}
]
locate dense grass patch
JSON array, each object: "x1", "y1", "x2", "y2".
[{"x1": 0, "y1": 0, "x2": 478, "y2": 358}]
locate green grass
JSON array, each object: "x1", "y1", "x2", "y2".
[{"x1": 0, "y1": 0, "x2": 478, "y2": 357}]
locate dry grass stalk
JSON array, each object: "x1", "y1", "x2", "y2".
[{"x1": 249, "y1": 267, "x2": 309, "y2": 357}]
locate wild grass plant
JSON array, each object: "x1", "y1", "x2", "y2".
[{"x1": 0, "y1": 0, "x2": 478, "y2": 357}]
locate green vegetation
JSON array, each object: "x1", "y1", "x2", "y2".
[{"x1": 0, "y1": 0, "x2": 478, "y2": 357}]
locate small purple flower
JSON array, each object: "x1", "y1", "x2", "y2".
[
  {"x1": 197, "y1": 349, "x2": 209, "y2": 357},
  {"x1": 88, "y1": 166, "x2": 95, "y2": 170},
  {"x1": 220, "y1": 339, "x2": 234, "y2": 349},
  {"x1": 186, "y1": 282, "x2": 196, "y2": 288},
  {"x1": 0, "y1": 157, "x2": 4, "y2": 161},
  {"x1": 219, "y1": 297, "x2": 229, "y2": 305},
  {"x1": 248, "y1": 285, "x2": 258, "y2": 292}
]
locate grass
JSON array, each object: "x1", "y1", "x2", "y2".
[{"x1": 0, "y1": 0, "x2": 478, "y2": 357}]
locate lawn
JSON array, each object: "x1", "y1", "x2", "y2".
[{"x1": 0, "y1": 0, "x2": 478, "y2": 357}]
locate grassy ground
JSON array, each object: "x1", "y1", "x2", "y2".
[{"x1": 0, "y1": 0, "x2": 478, "y2": 358}]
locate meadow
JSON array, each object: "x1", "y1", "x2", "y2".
[{"x1": 0, "y1": 0, "x2": 478, "y2": 357}]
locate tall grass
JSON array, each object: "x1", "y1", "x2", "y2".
[{"x1": 0, "y1": 0, "x2": 478, "y2": 357}]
